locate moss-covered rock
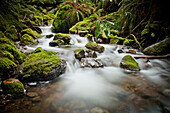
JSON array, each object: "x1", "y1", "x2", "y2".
[
  {"x1": 143, "y1": 38, "x2": 170, "y2": 55},
  {"x1": 0, "y1": 50, "x2": 14, "y2": 61},
  {"x1": 85, "y1": 42, "x2": 104, "y2": 53},
  {"x1": 86, "y1": 34, "x2": 93, "y2": 41},
  {"x1": 0, "y1": 37, "x2": 16, "y2": 49},
  {"x1": 19, "y1": 50, "x2": 66, "y2": 82},
  {"x1": 31, "y1": 47, "x2": 44, "y2": 54},
  {"x1": 4, "y1": 25, "x2": 18, "y2": 41},
  {"x1": 74, "y1": 49, "x2": 85, "y2": 60},
  {"x1": 0, "y1": 44, "x2": 26, "y2": 64},
  {"x1": 59, "y1": 45, "x2": 71, "y2": 48},
  {"x1": 2, "y1": 78, "x2": 24, "y2": 95},
  {"x1": 0, "y1": 58, "x2": 17, "y2": 78},
  {"x1": 78, "y1": 30, "x2": 89, "y2": 37},
  {"x1": 21, "y1": 28, "x2": 41, "y2": 39},
  {"x1": 53, "y1": 33, "x2": 71, "y2": 44},
  {"x1": 49, "y1": 39, "x2": 65, "y2": 47},
  {"x1": 46, "y1": 34, "x2": 53, "y2": 38},
  {"x1": 21, "y1": 34, "x2": 38, "y2": 45},
  {"x1": 120, "y1": 55, "x2": 140, "y2": 71}
]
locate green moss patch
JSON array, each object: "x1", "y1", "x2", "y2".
[
  {"x1": 21, "y1": 28, "x2": 41, "y2": 39},
  {"x1": 120, "y1": 55, "x2": 140, "y2": 71},
  {"x1": 21, "y1": 34, "x2": 37, "y2": 45},
  {"x1": 85, "y1": 42, "x2": 104, "y2": 53}
]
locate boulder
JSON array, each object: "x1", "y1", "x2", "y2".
[
  {"x1": 120, "y1": 55, "x2": 140, "y2": 71},
  {"x1": 20, "y1": 34, "x2": 38, "y2": 45},
  {"x1": 0, "y1": 58, "x2": 17, "y2": 78},
  {"x1": 21, "y1": 28, "x2": 41, "y2": 39},
  {"x1": 46, "y1": 34, "x2": 54, "y2": 38},
  {"x1": 143, "y1": 38, "x2": 170, "y2": 55},
  {"x1": 85, "y1": 42, "x2": 104, "y2": 53},
  {"x1": 2, "y1": 78, "x2": 24, "y2": 95},
  {"x1": 4, "y1": 25, "x2": 18, "y2": 41},
  {"x1": 78, "y1": 30, "x2": 88, "y2": 37},
  {"x1": 19, "y1": 50, "x2": 66, "y2": 82},
  {"x1": 80, "y1": 58, "x2": 103, "y2": 68},
  {"x1": 74, "y1": 49, "x2": 85, "y2": 60},
  {"x1": 49, "y1": 39, "x2": 64, "y2": 47},
  {"x1": 53, "y1": 33, "x2": 71, "y2": 44}
]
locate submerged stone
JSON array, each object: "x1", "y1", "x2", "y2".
[
  {"x1": 2, "y1": 78, "x2": 24, "y2": 95},
  {"x1": 19, "y1": 50, "x2": 66, "y2": 82},
  {"x1": 120, "y1": 55, "x2": 140, "y2": 71},
  {"x1": 85, "y1": 42, "x2": 104, "y2": 53},
  {"x1": 143, "y1": 38, "x2": 170, "y2": 55},
  {"x1": 80, "y1": 58, "x2": 103, "y2": 68}
]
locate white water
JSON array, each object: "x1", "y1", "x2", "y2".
[{"x1": 24, "y1": 25, "x2": 170, "y2": 113}]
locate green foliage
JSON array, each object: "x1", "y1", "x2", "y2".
[{"x1": 52, "y1": 1, "x2": 94, "y2": 33}]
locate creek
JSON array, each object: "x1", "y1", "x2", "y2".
[{"x1": 1, "y1": 25, "x2": 170, "y2": 113}]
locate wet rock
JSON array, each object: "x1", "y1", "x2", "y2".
[
  {"x1": 46, "y1": 34, "x2": 53, "y2": 38},
  {"x1": 74, "y1": 49, "x2": 85, "y2": 60},
  {"x1": 118, "y1": 49, "x2": 124, "y2": 53},
  {"x1": 49, "y1": 39, "x2": 64, "y2": 47},
  {"x1": 80, "y1": 58, "x2": 103, "y2": 68},
  {"x1": 26, "y1": 92, "x2": 38, "y2": 98},
  {"x1": 120, "y1": 55, "x2": 140, "y2": 71},
  {"x1": 86, "y1": 49, "x2": 97, "y2": 58},
  {"x1": 78, "y1": 30, "x2": 88, "y2": 37},
  {"x1": 2, "y1": 78, "x2": 24, "y2": 95},
  {"x1": 162, "y1": 89, "x2": 170, "y2": 96},
  {"x1": 126, "y1": 49, "x2": 136, "y2": 54},
  {"x1": 143, "y1": 38, "x2": 170, "y2": 55},
  {"x1": 53, "y1": 33, "x2": 71, "y2": 44},
  {"x1": 19, "y1": 50, "x2": 66, "y2": 82},
  {"x1": 85, "y1": 42, "x2": 104, "y2": 53},
  {"x1": 86, "y1": 34, "x2": 93, "y2": 41},
  {"x1": 90, "y1": 107, "x2": 109, "y2": 113}
]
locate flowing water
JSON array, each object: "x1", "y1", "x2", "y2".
[{"x1": 1, "y1": 26, "x2": 170, "y2": 113}]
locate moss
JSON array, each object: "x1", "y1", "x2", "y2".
[
  {"x1": 0, "y1": 58, "x2": 17, "y2": 77},
  {"x1": 21, "y1": 28, "x2": 41, "y2": 39},
  {"x1": 34, "y1": 16, "x2": 43, "y2": 26},
  {"x1": 74, "y1": 49, "x2": 85, "y2": 53},
  {"x1": 74, "y1": 49, "x2": 85, "y2": 60},
  {"x1": 49, "y1": 39, "x2": 65, "y2": 47},
  {"x1": 0, "y1": 43, "x2": 26, "y2": 63},
  {"x1": 0, "y1": 37, "x2": 16, "y2": 49},
  {"x1": 31, "y1": 47, "x2": 44, "y2": 54},
  {"x1": 59, "y1": 45, "x2": 71, "y2": 48},
  {"x1": 120, "y1": 55, "x2": 140, "y2": 71},
  {"x1": 109, "y1": 35, "x2": 124, "y2": 44},
  {"x1": 21, "y1": 34, "x2": 37, "y2": 45},
  {"x1": 54, "y1": 33, "x2": 71, "y2": 44},
  {"x1": 85, "y1": 42, "x2": 104, "y2": 53},
  {"x1": 143, "y1": 38, "x2": 170, "y2": 55},
  {"x1": 3, "y1": 78, "x2": 24, "y2": 94},
  {"x1": 4, "y1": 25, "x2": 18, "y2": 41},
  {"x1": 69, "y1": 26, "x2": 78, "y2": 34},
  {"x1": 21, "y1": 51, "x2": 61, "y2": 77},
  {"x1": 0, "y1": 50, "x2": 14, "y2": 61}
]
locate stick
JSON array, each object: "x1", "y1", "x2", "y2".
[{"x1": 134, "y1": 54, "x2": 170, "y2": 59}]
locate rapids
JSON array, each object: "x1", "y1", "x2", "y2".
[{"x1": 1, "y1": 25, "x2": 170, "y2": 113}]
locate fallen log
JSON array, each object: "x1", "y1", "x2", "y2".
[{"x1": 134, "y1": 54, "x2": 170, "y2": 59}]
